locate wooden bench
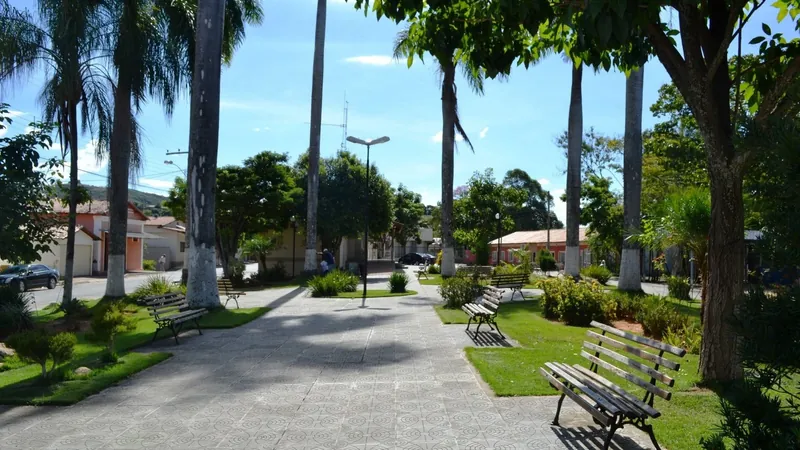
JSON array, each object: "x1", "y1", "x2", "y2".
[
  {"x1": 539, "y1": 321, "x2": 687, "y2": 450},
  {"x1": 415, "y1": 264, "x2": 429, "y2": 280},
  {"x1": 217, "y1": 277, "x2": 246, "y2": 309},
  {"x1": 145, "y1": 294, "x2": 208, "y2": 345},
  {"x1": 462, "y1": 285, "x2": 505, "y2": 339},
  {"x1": 490, "y1": 273, "x2": 528, "y2": 301}
]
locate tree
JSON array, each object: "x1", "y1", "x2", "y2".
[
  {"x1": 242, "y1": 233, "x2": 281, "y2": 278},
  {"x1": 579, "y1": 175, "x2": 624, "y2": 269},
  {"x1": 0, "y1": 0, "x2": 112, "y2": 306},
  {"x1": 502, "y1": 169, "x2": 563, "y2": 230},
  {"x1": 565, "y1": 62, "x2": 583, "y2": 278},
  {"x1": 304, "y1": 0, "x2": 327, "y2": 273},
  {"x1": 0, "y1": 110, "x2": 62, "y2": 263},
  {"x1": 390, "y1": 185, "x2": 425, "y2": 261},
  {"x1": 556, "y1": 127, "x2": 623, "y2": 183},
  {"x1": 618, "y1": 67, "x2": 645, "y2": 291},
  {"x1": 185, "y1": 0, "x2": 225, "y2": 308}
]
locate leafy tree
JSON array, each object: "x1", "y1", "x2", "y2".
[
  {"x1": 453, "y1": 169, "x2": 526, "y2": 265},
  {"x1": 580, "y1": 175, "x2": 624, "y2": 270},
  {"x1": 423, "y1": 204, "x2": 442, "y2": 237},
  {"x1": 88, "y1": 301, "x2": 136, "y2": 362},
  {"x1": 242, "y1": 233, "x2": 281, "y2": 278},
  {"x1": 556, "y1": 127, "x2": 623, "y2": 184},
  {"x1": 0, "y1": 110, "x2": 61, "y2": 263},
  {"x1": 164, "y1": 177, "x2": 187, "y2": 221},
  {"x1": 502, "y1": 169, "x2": 563, "y2": 231},
  {"x1": 390, "y1": 185, "x2": 425, "y2": 260},
  {"x1": 7, "y1": 330, "x2": 76, "y2": 379}
]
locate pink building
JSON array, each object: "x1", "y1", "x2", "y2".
[{"x1": 488, "y1": 228, "x2": 591, "y2": 267}]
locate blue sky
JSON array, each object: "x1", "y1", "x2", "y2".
[{"x1": 1, "y1": 0, "x2": 792, "y2": 223}]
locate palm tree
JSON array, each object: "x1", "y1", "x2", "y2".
[
  {"x1": 304, "y1": 0, "x2": 327, "y2": 273},
  {"x1": 564, "y1": 61, "x2": 583, "y2": 278},
  {"x1": 0, "y1": 0, "x2": 112, "y2": 305},
  {"x1": 393, "y1": 28, "x2": 485, "y2": 277},
  {"x1": 618, "y1": 66, "x2": 645, "y2": 291},
  {"x1": 184, "y1": 0, "x2": 226, "y2": 308}
]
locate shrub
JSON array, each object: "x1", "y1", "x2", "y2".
[
  {"x1": 581, "y1": 265, "x2": 612, "y2": 285},
  {"x1": 131, "y1": 274, "x2": 173, "y2": 299},
  {"x1": 666, "y1": 275, "x2": 691, "y2": 300},
  {"x1": 556, "y1": 279, "x2": 610, "y2": 326},
  {"x1": 427, "y1": 264, "x2": 441, "y2": 275},
  {"x1": 7, "y1": 330, "x2": 76, "y2": 379},
  {"x1": 229, "y1": 260, "x2": 246, "y2": 287},
  {"x1": 608, "y1": 291, "x2": 646, "y2": 321},
  {"x1": 89, "y1": 301, "x2": 138, "y2": 362},
  {"x1": 537, "y1": 249, "x2": 557, "y2": 272},
  {"x1": 636, "y1": 296, "x2": 689, "y2": 339},
  {"x1": 142, "y1": 259, "x2": 156, "y2": 271},
  {"x1": 0, "y1": 286, "x2": 34, "y2": 338},
  {"x1": 438, "y1": 276, "x2": 480, "y2": 309},
  {"x1": 308, "y1": 270, "x2": 359, "y2": 297},
  {"x1": 492, "y1": 262, "x2": 518, "y2": 276},
  {"x1": 256, "y1": 261, "x2": 288, "y2": 283},
  {"x1": 328, "y1": 270, "x2": 358, "y2": 292},
  {"x1": 538, "y1": 277, "x2": 572, "y2": 319},
  {"x1": 59, "y1": 297, "x2": 89, "y2": 318},
  {"x1": 663, "y1": 322, "x2": 702, "y2": 355},
  {"x1": 388, "y1": 272, "x2": 409, "y2": 293}
]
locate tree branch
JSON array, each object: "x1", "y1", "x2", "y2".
[
  {"x1": 677, "y1": 1, "x2": 709, "y2": 76},
  {"x1": 645, "y1": 22, "x2": 692, "y2": 98},
  {"x1": 757, "y1": 55, "x2": 800, "y2": 122},
  {"x1": 707, "y1": 0, "x2": 765, "y2": 81}
]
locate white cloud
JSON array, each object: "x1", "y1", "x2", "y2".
[
  {"x1": 252, "y1": 126, "x2": 270, "y2": 132},
  {"x1": 431, "y1": 131, "x2": 463, "y2": 143},
  {"x1": 62, "y1": 140, "x2": 107, "y2": 177},
  {"x1": 538, "y1": 178, "x2": 550, "y2": 186},
  {"x1": 344, "y1": 55, "x2": 394, "y2": 66},
  {"x1": 7, "y1": 110, "x2": 26, "y2": 118},
  {"x1": 0, "y1": 127, "x2": 6, "y2": 138},
  {"x1": 138, "y1": 178, "x2": 174, "y2": 190},
  {"x1": 551, "y1": 188, "x2": 566, "y2": 225},
  {"x1": 479, "y1": 127, "x2": 489, "y2": 139}
]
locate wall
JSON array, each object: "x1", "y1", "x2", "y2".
[
  {"x1": 1, "y1": 233, "x2": 95, "y2": 276},
  {"x1": 490, "y1": 242, "x2": 590, "y2": 268},
  {"x1": 126, "y1": 237, "x2": 142, "y2": 271},
  {"x1": 143, "y1": 227, "x2": 184, "y2": 268},
  {"x1": 255, "y1": 228, "x2": 312, "y2": 276}
]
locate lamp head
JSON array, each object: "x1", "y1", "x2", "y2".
[
  {"x1": 495, "y1": 212, "x2": 500, "y2": 220},
  {"x1": 164, "y1": 160, "x2": 173, "y2": 165}
]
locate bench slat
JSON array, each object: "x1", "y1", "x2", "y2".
[
  {"x1": 550, "y1": 362, "x2": 646, "y2": 418},
  {"x1": 581, "y1": 351, "x2": 672, "y2": 400},
  {"x1": 146, "y1": 297, "x2": 187, "y2": 307},
  {"x1": 584, "y1": 342, "x2": 675, "y2": 387},
  {"x1": 149, "y1": 305, "x2": 189, "y2": 316},
  {"x1": 544, "y1": 362, "x2": 623, "y2": 415},
  {"x1": 587, "y1": 331, "x2": 680, "y2": 371},
  {"x1": 539, "y1": 368, "x2": 610, "y2": 426},
  {"x1": 156, "y1": 309, "x2": 207, "y2": 323},
  {"x1": 572, "y1": 365, "x2": 661, "y2": 418},
  {"x1": 590, "y1": 321, "x2": 686, "y2": 357}
]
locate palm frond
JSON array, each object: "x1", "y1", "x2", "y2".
[
  {"x1": 393, "y1": 27, "x2": 411, "y2": 61},
  {"x1": 0, "y1": 3, "x2": 49, "y2": 87}
]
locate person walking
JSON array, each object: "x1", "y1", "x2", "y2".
[
  {"x1": 322, "y1": 249, "x2": 334, "y2": 275},
  {"x1": 158, "y1": 254, "x2": 167, "y2": 272}
]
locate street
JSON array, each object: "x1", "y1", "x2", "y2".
[{"x1": 25, "y1": 263, "x2": 259, "y2": 309}]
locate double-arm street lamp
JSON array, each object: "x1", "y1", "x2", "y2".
[{"x1": 346, "y1": 135, "x2": 390, "y2": 308}]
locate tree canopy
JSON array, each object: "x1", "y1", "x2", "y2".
[
  {"x1": 390, "y1": 185, "x2": 426, "y2": 246},
  {"x1": 502, "y1": 168, "x2": 563, "y2": 231}
]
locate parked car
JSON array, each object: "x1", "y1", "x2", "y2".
[
  {"x1": 398, "y1": 253, "x2": 434, "y2": 265},
  {"x1": 0, "y1": 264, "x2": 60, "y2": 292}
]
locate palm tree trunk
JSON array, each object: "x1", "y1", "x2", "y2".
[
  {"x1": 565, "y1": 63, "x2": 583, "y2": 278},
  {"x1": 185, "y1": 0, "x2": 225, "y2": 309},
  {"x1": 61, "y1": 102, "x2": 80, "y2": 305},
  {"x1": 618, "y1": 67, "x2": 644, "y2": 291},
  {"x1": 105, "y1": 77, "x2": 133, "y2": 298},
  {"x1": 304, "y1": 0, "x2": 327, "y2": 273},
  {"x1": 440, "y1": 60, "x2": 457, "y2": 277}
]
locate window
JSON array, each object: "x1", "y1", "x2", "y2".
[
  {"x1": 558, "y1": 252, "x2": 565, "y2": 264},
  {"x1": 180, "y1": 242, "x2": 186, "y2": 253}
]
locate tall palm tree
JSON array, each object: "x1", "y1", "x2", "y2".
[
  {"x1": 0, "y1": 0, "x2": 112, "y2": 305},
  {"x1": 304, "y1": 0, "x2": 327, "y2": 273},
  {"x1": 393, "y1": 29, "x2": 485, "y2": 277},
  {"x1": 564, "y1": 61, "x2": 583, "y2": 278},
  {"x1": 618, "y1": 66, "x2": 644, "y2": 291},
  {"x1": 185, "y1": 0, "x2": 226, "y2": 308}
]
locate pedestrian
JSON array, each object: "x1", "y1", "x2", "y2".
[
  {"x1": 158, "y1": 254, "x2": 167, "y2": 272},
  {"x1": 322, "y1": 249, "x2": 335, "y2": 275}
]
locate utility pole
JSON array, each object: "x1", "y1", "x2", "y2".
[
  {"x1": 546, "y1": 191, "x2": 551, "y2": 252},
  {"x1": 166, "y1": 149, "x2": 190, "y2": 284}
]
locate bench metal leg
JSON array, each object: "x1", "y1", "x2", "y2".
[
  {"x1": 603, "y1": 423, "x2": 620, "y2": 450},
  {"x1": 492, "y1": 319, "x2": 505, "y2": 339},
  {"x1": 642, "y1": 423, "x2": 662, "y2": 450},
  {"x1": 552, "y1": 393, "x2": 566, "y2": 426},
  {"x1": 465, "y1": 316, "x2": 473, "y2": 333},
  {"x1": 194, "y1": 317, "x2": 203, "y2": 336},
  {"x1": 475, "y1": 317, "x2": 483, "y2": 333}
]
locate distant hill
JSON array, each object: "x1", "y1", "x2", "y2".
[{"x1": 80, "y1": 185, "x2": 172, "y2": 217}]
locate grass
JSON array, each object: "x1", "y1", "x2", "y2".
[
  {"x1": 440, "y1": 300, "x2": 718, "y2": 450},
  {"x1": 1, "y1": 300, "x2": 270, "y2": 405},
  {"x1": 0, "y1": 352, "x2": 171, "y2": 405},
  {"x1": 329, "y1": 290, "x2": 418, "y2": 298},
  {"x1": 418, "y1": 274, "x2": 443, "y2": 285}
]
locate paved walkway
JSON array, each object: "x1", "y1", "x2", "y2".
[{"x1": 0, "y1": 271, "x2": 656, "y2": 449}]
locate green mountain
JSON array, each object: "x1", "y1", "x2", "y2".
[{"x1": 81, "y1": 184, "x2": 171, "y2": 217}]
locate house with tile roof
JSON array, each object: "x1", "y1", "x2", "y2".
[{"x1": 488, "y1": 228, "x2": 591, "y2": 268}]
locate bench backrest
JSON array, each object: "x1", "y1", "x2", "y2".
[
  {"x1": 491, "y1": 273, "x2": 528, "y2": 287},
  {"x1": 145, "y1": 294, "x2": 189, "y2": 319},
  {"x1": 139, "y1": 292, "x2": 183, "y2": 306},
  {"x1": 478, "y1": 286, "x2": 503, "y2": 315},
  {"x1": 217, "y1": 278, "x2": 234, "y2": 293},
  {"x1": 583, "y1": 321, "x2": 686, "y2": 405}
]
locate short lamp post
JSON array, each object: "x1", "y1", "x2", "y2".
[
  {"x1": 495, "y1": 212, "x2": 502, "y2": 267},
  {"x1": 290, "y1": 215, "x2": 298, "y2": 278},
  {"x1": 346, "y1": 135, "x2": 390, "y2": 308}
]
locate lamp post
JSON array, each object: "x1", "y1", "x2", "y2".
[
  {"x1": 290, "y1": 215, "x2": 298, "y2": 278},
  {"x1": 165, "y1": 160, "x2": 189, "y2": 283},
  {"x1": 546, "y1": 191, "x2": 552, "y2": 252},
  {"x1": 495, "y1": 212, "x2": 502, "y2": 266},
  {"x1": 346, "y1": 135, "x2": 390, "y2": 308}
]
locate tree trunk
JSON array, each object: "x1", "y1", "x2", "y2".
[
  {"x1": 105, "y1": 77, "x2": 133, "y2": 298},
  {"x1": 304, "y1": 0, "x2": 327, "y2": 273},
  {"x1": 565, "y1": 63, "x2": 583, "y2": 278},
  {"x1": 186, "y1": 0, "x2": 224, "y2": 309},
  {"x1": 618, "y1": 67, "x2": 644, "y2": 291},
  {"x1": 61, "y1": 102, "x2": 80, "y2": 305},
  {"x1": 440, "y1": 60, "x2": 457, "y2": 277}
]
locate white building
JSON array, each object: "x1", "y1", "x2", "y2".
[{"x1": 143, "y1": 217, "x2": 185, "y2": 270}]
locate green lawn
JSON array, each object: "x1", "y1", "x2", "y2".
[
  {"x1": 441, "y1": 300, "x2": 719, "y2": 450},
  {"x1": 330, "y1": 289, "x2": 418, "y2": 298},
  {"x1": 418, "y1": 274, "x2": 443, "y2": 285},
  {"x1": 1, "y1": 300, "x2": 270, "y2": 405}
]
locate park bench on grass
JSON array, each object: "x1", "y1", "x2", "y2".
[
  {"x1": 539, "y1": 321, "x2": 687, "y2": 450},
  {"x1": 415, "y1": 263, "x2": 429, "y2": 280},
  {"x1": 218, "y1": 277, "x2": 246, "y2": 309},
  {"x1": 462, "y1": 285, "x2": 505, "y2": 339},
  {"x1": 145, "y1": 293, "x2": 208, "y2": 345},
  {"x1": 490, "y1": 273, "x2": 529, "y2": 301}
]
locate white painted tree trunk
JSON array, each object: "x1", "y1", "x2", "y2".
[{"x1": 618, "y1": 67, "x2": 644, "y2": 291}]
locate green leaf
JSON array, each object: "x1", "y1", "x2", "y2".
[
  {"x1": 667, "y1": 29, "x2": 680, "y2": 36},
  {"x1": 749, "y1": 36, "x2": 766, "y2": 44},
  {"x1": 597, "y1": 15, "x2": 612, "y2": 46},
  {"x1": 762, "y1": 23, "x2": 772, "y2": 35},
  {"x1": 777, "y1": 6, "x2": 788, "y2": 22},
  {"x1": 407, "y1": 54, "x2": 414, "y2": 68}
]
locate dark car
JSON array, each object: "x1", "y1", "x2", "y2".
[
  {"x1": 398, "y1": 253, "x2": 434, "y2": 265},
  {"x1": 0, "y1": 264, "x2": 60, "y2": 292}
]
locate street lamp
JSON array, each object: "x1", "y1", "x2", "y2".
[
  {"x1": 290, "y1": 215, "x2": 298, "y2": 279},
  {"x1": 495, "y1": 212, "x2": 502, "y2": 267},
  {"x1": 346, "y1": 135, "x2": 390, "y2": 307},
  {"x1": 164, "y1": 160, "x2": 186, "y2": 176}
]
